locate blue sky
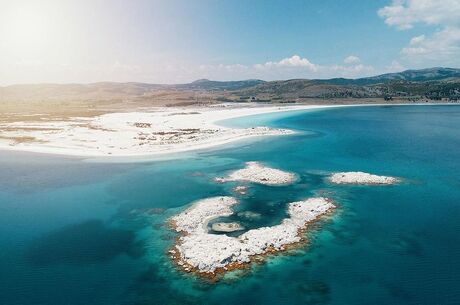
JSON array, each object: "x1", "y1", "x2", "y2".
[{"x1": 0, "y1": 0, "x2": 459, "y2": 84}]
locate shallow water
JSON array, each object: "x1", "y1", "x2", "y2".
[{"x1": 1, "y1": 105, "x2": 459, "y2": 305}]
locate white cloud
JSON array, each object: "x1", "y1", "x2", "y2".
[
  {"x1": 249, "y1": 55, "x2": 376, "y2": 79},
  {"x1": 409, "y1": 35, "x2": 425, "y2": 45},
  {"x1": 277, "y1": 55, "x2": 317, "y2": 70},
  {"x1": 401, "y1": 27, "x2": 460, "y2": 60},
  {"x1": 378, "y1": 0, "x2": 460, "y2": 30},
  {"x1": 379, "y1": 0, "x2": 460, "y2": 66},
  {"x1": 255, "y1": 55, "x2": 318, "y2": 71},
  {"x1": 329, "y1": 63, "x2": 375, "y2": 77},
  {"x1": 344, "y1": 55, "x2": 361, "y2": 64},
  {"x1": 386, "y1": 60, "x2": 405, "y2": 72}
]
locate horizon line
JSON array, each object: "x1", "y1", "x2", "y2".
[{"x1": 1, "y1": 66, "x2": 459, "y2": 87}]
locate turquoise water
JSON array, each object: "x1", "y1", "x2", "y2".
[{"x1": 1, "y1": 105, "x2": 459, "y2": 305}]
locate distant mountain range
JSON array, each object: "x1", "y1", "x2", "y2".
[
  {"x1": 175, "y1": 79, "x2": 265, "y2": 91},
  {"x1": 314, "y1": 67, "x2": 460, "y2": 86},
  {"x1": 236, "y1": 67, "x2": 460, "y2": 100},
  {"x1": 171, "y1": 67, "x2": 460, "y2": 90},
  {"x1": 1, "y1": 67, "x2": 459, "y2": 102}
]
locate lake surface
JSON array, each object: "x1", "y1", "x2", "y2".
[{"x1": 1, "y1": 105, "x2": 459, "y2": 305}]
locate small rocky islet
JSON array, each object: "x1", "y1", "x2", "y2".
[
  {"x1": 215, "y1": 161, "x2": 297, "y2": 186},
  {"x1": 329, "y1": 171, "x2": 400, "y2": 185}
]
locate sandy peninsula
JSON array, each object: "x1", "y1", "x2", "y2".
[
  {"x1": 215, "y1": 161, "x2": 296, "y2": 185},
  {"x1": 329, "y1": 171, "x2": 400, "y2": 185},
  {"x1": 169, "y1": 196, "x2": 335, "y2": 274},
  {"x1": 0, "y1": 104, "x2": 337, "y2": 157}
]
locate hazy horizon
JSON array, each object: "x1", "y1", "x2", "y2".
[
  {"x1": 1, "y1": 0, "x2": 460, "y2": 85},
  {"x1": 2, "y1": 66, "x2": 460, "y2": 87}
]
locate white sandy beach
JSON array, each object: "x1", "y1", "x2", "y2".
[
  {"x1": 1, "y1": 103, "x2": 448, "y2": 158},
  {"x1": 0, "y1": 104, "x2": 340, "y2": 157}
]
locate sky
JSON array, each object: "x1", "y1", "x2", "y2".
[{"x1": 0, "y1": 0, "x2": 459, "y2": 85}]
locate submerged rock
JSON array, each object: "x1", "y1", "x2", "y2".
[
  {"x1": 211, "y1": 222, "x2": 245, "y2": 232},
  {"x1": 232, "y1": 185, "x2": 248, "y2": 195},
  {"x1": 237, "y1": 211, "x2": 262, "y2": 219}
]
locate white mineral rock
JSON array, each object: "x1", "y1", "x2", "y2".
[
  {"x1": 171, "y1": 196, "x2": 238, "y2": 235},
  {"x1": 232, "y1": 185, "x2": 248, "y2": 195},
  {"x1": 170, "y1": 196, "x2": 334, "y2": 273},
  {"x1": 215, "y1": 162, "x2": 296, "y2": 186},
  {"x1": 329, "y1": 171, "x2": 400, "y2": 185},
  {"x1": 237, "y1": 211, "x2": 262, "y2": 219},
  {"x1": 211, "y1": 222, "x2": 245, "y2": 232}
]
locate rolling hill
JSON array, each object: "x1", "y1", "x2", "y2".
[{"x1": 0, "y1": 67, "x2": 459, "y2": 103}]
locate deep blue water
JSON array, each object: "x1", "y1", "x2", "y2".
[{"x1": 1, "y1": 105, "x2": 459, "y2": 305}]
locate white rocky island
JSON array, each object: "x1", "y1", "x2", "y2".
[
  {"x1": 329, "y1": 171, "x2": 400, "y2": 185},
  {"x1": 215, "y1": 161, "x2": 296, "y2": 186},
  {"x1": 169, "y1": 196, "x2": 335, "y2": 275}
]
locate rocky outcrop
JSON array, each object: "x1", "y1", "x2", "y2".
[
  {"x1": 329, "y1": 171, "x2": 400, "y2": 185},
  {"x1": 215, "y1": 162, "x2": 296, "y2": 186}
]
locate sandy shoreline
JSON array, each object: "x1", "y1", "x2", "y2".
[
  {"x1": 0, "y1": 103, "x2": 455, "y2": 158},
  {"x1": 0, "y1": 104, "x2": 342, "y2": 157}
]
